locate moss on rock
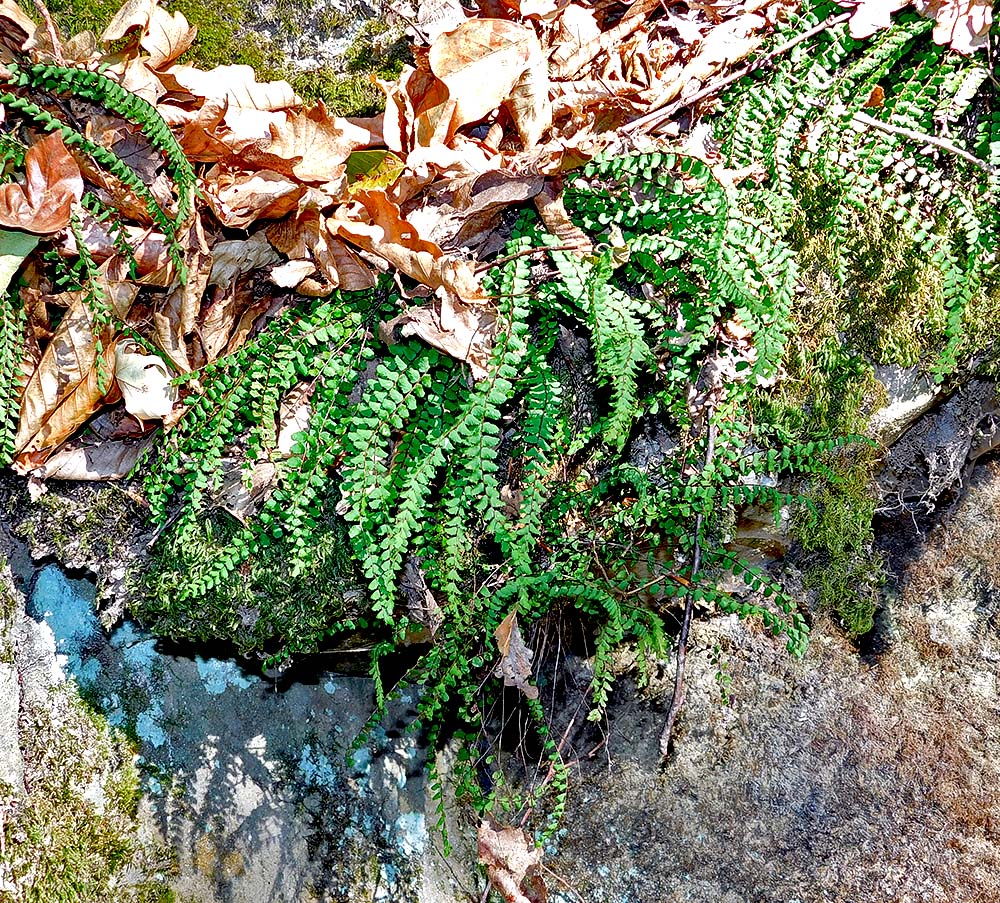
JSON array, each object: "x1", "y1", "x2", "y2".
[{"x1": 1, "y1": 687, "x2": 172, "y2": 902}]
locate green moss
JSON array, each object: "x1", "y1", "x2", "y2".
[
  {"x1": 136, "y1": 510, "x2": 360, "y2": 660},
  {"x1": 1, "y1": 688, "x2": 171, "y2": 901},
  {"x1": 794, "y1": 453, "x2": 884, "y2": 638},
  {"x1": 291, "y1": 70, "x2": 385, "y2": 116},
  {"x1": 14, "y1": 485, "x2": 135, "y2": 564}
]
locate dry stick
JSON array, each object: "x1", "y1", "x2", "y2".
[
  {"x1": 658, "y1": 418, "x2": 716, "y2": 760},
  {"x1": 474, "y1": 243, "x2": 589, "y2": 274},
  {"x1": 623, "y1": 11, "x2": 852, "y2": 137},
  {"x1": 32, "y1": 0, "x2": 65, "y2": 66},
  {"x1": 852, "y1": 110, "x2": 997, "y2": 174}
]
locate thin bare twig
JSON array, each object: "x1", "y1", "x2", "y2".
[
  {"x1": 474, "y1": 243, "x2": 589, "y2": 274},
  {"x1": 852, "y1": 110, "x2": 997, "y2": 174},
  {"x1": 624, "y1": 11, "x2": 852, "y2": 136},
  {"x1": 658, "y1": 419, "x2": 716, "y2": 760},
  {"x1": 32, "y1": 0, "x2": 65, "y2": 66}
]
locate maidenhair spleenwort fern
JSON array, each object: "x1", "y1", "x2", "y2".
[
  {"x1": 144, "y1": 141, "x2": 863, "y2": 839},
  {"x1": 721, "y1": 2, "x2": 998, "y2": 377}
]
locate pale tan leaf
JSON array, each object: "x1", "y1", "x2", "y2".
[
  {"x1": 30, "y1": 437, "x2": 153, "y2": 481},
  {"x1": 493, "y1": 610, "x2": 539, "y2": 699},
  {"x1": 261, "y1": 104, "x2": 372, "y2": 184},
  {"x1": 534, "y1": 182, "x2": 592, "y2": 254},
  {"x1": 0, "y1": 132, "x2": 83, "y2": 234},
  {"x1": 549, "y1": 4, "x2": 601, "y2": 78},
  {"x1": 202, "y1": 166, "x2": 304, "y2": 228},
  {"x1": 380, "y1": 65, "x2": 455, "y2": 153},
  {"x1": 499, "y1": 0, "x2": 565, "y2": 19},
  {"x1": 380, "y1": 297, "x2": 495, "y2": 378},
  {"x1": 428, "y1": 19, "x2": 541, "y2": 129},
  {"x1": 208, "y1": 233, "x2": 281, "y2": 291},
  {"x1": 197, "y1": 281, "x2": 251, "y2": 364},
  {"x1": 269, "y1": 258, "x2": 316, "y2": 288},
  {"x1": 101, "y1": 0, "x2": 155, "y2": 42},
  {"x1": 141, "y1": 5, "x2": 197, "y2": 69},
  {"x1": 916, "y1": 0, "x2": 993, "y2": 54},
  {"x1": 114, "y1": 340, "x2": 177, "y2": 421},
  {"x1": 414, "y1": 0, "x2": 468, "y2": 42},
  {"x1": 478, "y1": 818, "x2": 547, "y2": 903},
  {"x1": 163, "y1": 64, "x2": 299, "y2": 111},
  {"x1": 507, "y1": 45, "x2": 550, "y2": 147},
  {"x1": 276, "y1": 382, "x2": 312, "y2": 455}
]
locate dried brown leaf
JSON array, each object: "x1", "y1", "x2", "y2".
[
  {"x1": 380, "y1": 296, "x2": 495, "y2": 377},
  {"x1": 203, "y1": 166, "x2": 304, "y2": 228},
  {"x1": 401, "y1": 555, "x2": 444, "y2": 635},
  {"x1": 30, "y1": 436, "x2": 154, "y2": 481},
  {"x1": 533, "y1": 181, "x2": 592, "y2": 254},
  {"x1": 163, "y1": 64, "x2": 299, "y2": 111},
  {"x1": 260, "y1": 104, "x2": 374, "y2": 184},
  {"x1": 493, "y1": 609, "x2": 539, "y2": 699},
  {"x1": 141, "y1": 5, "x2": 197, "y2": 68},
  {"x1": 0, "y1": 132, "x2": 83, "y2": 234},
  {"x1": 15, "y1": 281, "x2": 138, "y2": 457},
  {"x1": 428, "y1": 19, "x2": 542, "y2": 130},
  {"x1": 478, "y1": 817, "x2": 547, "y2": 903}
]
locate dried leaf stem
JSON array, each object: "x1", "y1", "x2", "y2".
[{"x1": 658, "y1": 418, "x2": 716, "y2": 760}]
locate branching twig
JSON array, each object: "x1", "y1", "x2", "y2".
[
  {"x1": 658, "y1": 419, "x2": 716, "y2": 760},
  {"x1": 624, "y1": 11, "x2": 852, "y2": 136},
  {"x1": 852, "y1": 110, "x2": 997, "y2": 174}
]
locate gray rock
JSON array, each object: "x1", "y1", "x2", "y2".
[{"x1": 545, "y1": 461, "x2": 1000, "y2": 903}]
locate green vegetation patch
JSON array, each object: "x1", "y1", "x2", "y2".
[
  {"x1": 136, "y1": 510, "x2": 360, "y2": 661},
  {"x1": 1, "y1": 689, "x2": 172, "y2": 902}
]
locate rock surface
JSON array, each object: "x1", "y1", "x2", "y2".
[{"x1": 546, "y1": 460, "x2": 1000, "y2": 903}]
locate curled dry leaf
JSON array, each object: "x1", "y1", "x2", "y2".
[
  {"x1": 115, "y1": 340, "x2": 178, "y2": 423},
  {"x1": 332, "y1": 189, "x2": 487, "y2": 316},
  {"x1": 493, "y1": 609, "x2": 539, "y2": 699},
  {"x1": 163, "y1": 64, "x2": 300, "y2": 112},
  {"x1": 478, "y1": 817, "x2": 547, "y2": 903},
  {"x1": 401, "y1": 555, "x2": 444, "y2": 636},
  {"x1": 380, "y1": 65, "x2": 455, "y2": 154},
  {"x1": 380, "y1": 295, "x2": 496, "y2": 378},
  {"x1": 0, "y1": 132, "x2": 83, "y2": 234},
  {"x1": 0, "y1": 0, "x2": 38, "y2": 56},
  {"x1": 208, "y1": 232, "x2": 281, "y2": 291},
  {"x1": 534, "y1": 181, "x2": 593, "y2": 254},
  {"x1": 203, "y1": 166, "x2": 304, "y2": 228},
  {"x1": 31, "y1": 436, "x2": 154, "y2": 481}
]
